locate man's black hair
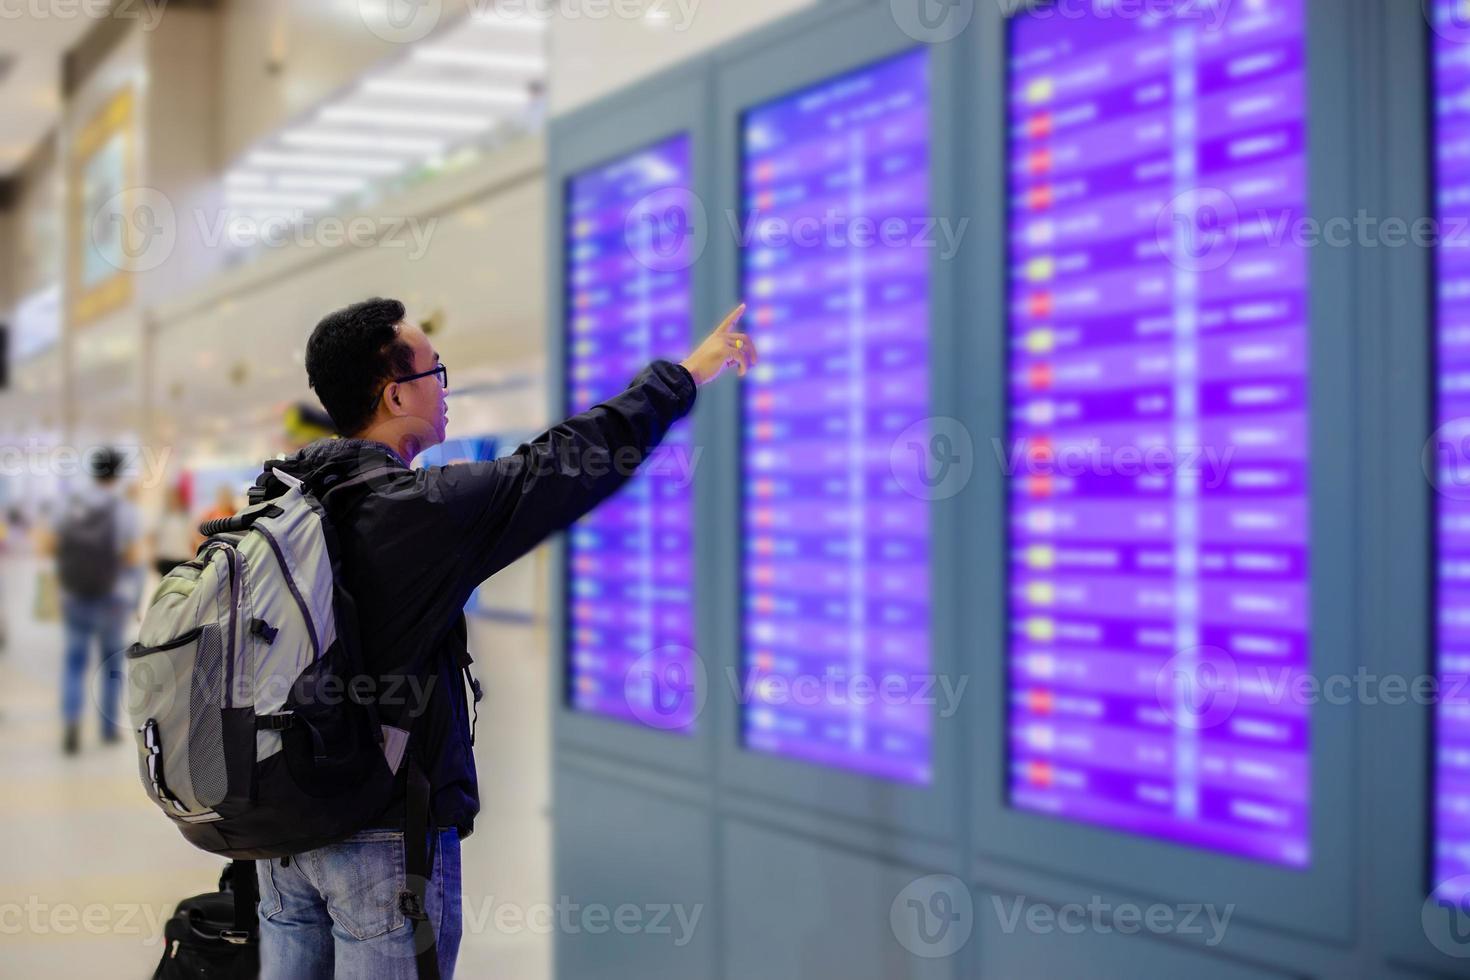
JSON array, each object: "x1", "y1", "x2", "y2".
[
  {"x1": 89, "y1": 447, "x2": 125, "y2": 482},
  {"x1": 305, "y1": 297, "x2": 415, "y2": 436}
]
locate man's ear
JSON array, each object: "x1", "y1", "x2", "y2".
[{"x1": 384, "y1": 381, "x2": 405, "y2": 416}]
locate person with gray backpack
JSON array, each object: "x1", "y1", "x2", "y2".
[
  {"x1": 54, "y1": 446, "x2": 140, "y2": 755},
  {"x1": 126, "y1": 297, "x2": 755, "y2": 979}
]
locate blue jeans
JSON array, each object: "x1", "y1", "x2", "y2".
[
  {"x1": 257, "y1": 828, "x2": 462, "y2": 979},
  {"x1": 61, "y1": 595, "x2": 126, "y2": 734}
]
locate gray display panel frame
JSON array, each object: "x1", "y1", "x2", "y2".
[
  {"x1": 548, "y1": 68, "x2": 720, "y2": 778},
  {"x1": 966, "y1": 0, "x2": 1358, "y2": 943},
  {"x1": 707, "y1": 4, "x2": 967, "y2": 846}
]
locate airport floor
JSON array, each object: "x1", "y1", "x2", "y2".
[{"x1": 0, "y1": 553, "x2": 552, "y2": 979}]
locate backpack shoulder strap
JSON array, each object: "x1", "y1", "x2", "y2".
[{"x1": 402, "y1": 753, "x2": 441, "y2": 980}]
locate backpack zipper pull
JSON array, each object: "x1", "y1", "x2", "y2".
[{"x1": 170, "y1": 939, "x2": 180, "y2": 959}]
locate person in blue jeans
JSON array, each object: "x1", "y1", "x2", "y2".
[
  {"x1": 257, "y1": 828, "x2": 462, "y2": 979},
  {"x1": 53, "y1": 447, "x2": 140, "y2": 755},
  {"x1": 252, "y1": 298, "x2": 753, "y2": 978}
]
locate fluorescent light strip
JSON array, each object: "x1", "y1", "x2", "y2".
[
  {"x1": 318, "y1": 105, "x2": 495, "y2": 132},
  {"x1": 470, "y1": 11, "x2": 549, "y2": 31},
  {"x1": 412, "y1": 49, "x2": 546, "y2": 72},
  {"x1": 226, "y1": 191, "x2": 336, "y2": 209},
  {"x1": 361, "y1": 79, "x2": 530, "y2": 105},
  {"x1": 276, "y1": 174, "x2": 370, "y2": 193},
  {"x1": 281, "y1": 129, "x2": 446, "y2": 155},
  {"x1": 247, "y1": 151, "x2": 405, "y2": 175},
  {"x1": 225, "y1": 172, "x2": 270, "y2": 188}
]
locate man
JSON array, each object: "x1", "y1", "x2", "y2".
[
  {"x1": 53, "y1": 446, "x2": 141, "y2": 754},
  {"x1": 251, "y1": 297, "x2": 753, "y2": 978}
]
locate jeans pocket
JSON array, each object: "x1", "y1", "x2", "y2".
[
  {"x1": 256, "y1": 860, "x2": 283, "y2": 922},
  {"x1": 321, "y1": 834, "x2": 406, "y2": 941}
]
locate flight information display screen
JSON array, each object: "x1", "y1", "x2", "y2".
[
  {"x1": 739, "y1": 48, "x2": 934, "y2": 784},
  {"x1": 564, "y1": 134, "x2": 698, "y2": 732},
  {"x1": 1433, "y1": 0, "x2": 1470, "y2": 903},
  {"x1": 1006, "y1": 0, "x2": 1311, "y2": 866}
]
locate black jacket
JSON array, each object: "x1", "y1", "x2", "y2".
[{"x1": 250, "y1": 360, "x2": 697, "y2": 835}]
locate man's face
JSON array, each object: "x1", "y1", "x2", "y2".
[{"x1": 390, "y1": 321, "x2": 448, "y2": 447}]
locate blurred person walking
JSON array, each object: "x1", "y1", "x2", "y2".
[
  {"x1": 49, "y1": 447, "x2": 141, "y2": 754},
  {"x1": 152, "y1": 483, "x2": 195, "y2": 577}
]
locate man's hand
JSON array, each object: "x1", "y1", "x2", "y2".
[{"x1": 681, "y1": 304, "x2": 757, "y2": 386}]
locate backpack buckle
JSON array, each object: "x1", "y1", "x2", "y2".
[
  {"x1": 397, "y1": 891, "x2": 427, "y2": 921},
  {"x1": 219, "y1": 929, "x2": 252, "y2": 945}
]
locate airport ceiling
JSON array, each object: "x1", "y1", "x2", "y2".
[{"x1": 0, "y1": 13, "x2": 95, "y2": 177}]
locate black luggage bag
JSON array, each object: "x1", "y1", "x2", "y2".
[{"x1": 152, "y1": 859, "x2": 259, "y2": 979}]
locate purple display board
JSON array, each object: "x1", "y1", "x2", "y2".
[
  {"x1": 739, "y1": 49, "x2": 934, "y2": 784},
  {"x1": 564, "y1": 135, "x2": 698, "y2": 732},
  {"x1": 1006, "y1": 0, "x2": 1310, "y2": 866},
  {"x1": 1434, "y1": 0, "x2": 1470, "y2": 904}
]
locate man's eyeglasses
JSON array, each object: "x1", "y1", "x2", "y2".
[{"x1": 389, "y1": 364, "x2": 448, "y2": 392}]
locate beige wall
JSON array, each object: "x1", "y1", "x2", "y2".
[
  {"x1": 215, "y1": 0, "x2": 483, "y2": 167},
  {"x1": 9, "y1": 134, "x2": 61, "y2": 304},
  {"x1": 548, "y1": 0, "x2": 817, "y2": 114}
]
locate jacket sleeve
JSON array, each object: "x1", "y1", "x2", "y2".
[{"x1": 424, "y1": 359, "x2": 697, "y2": 591}]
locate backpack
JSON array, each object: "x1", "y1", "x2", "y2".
[
  {"x1": 57, "y1": 493, "x2": 120, "y2": 598},
  {"x1": 125, "y1": 464, "x2": 444, "y2": 979}
]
